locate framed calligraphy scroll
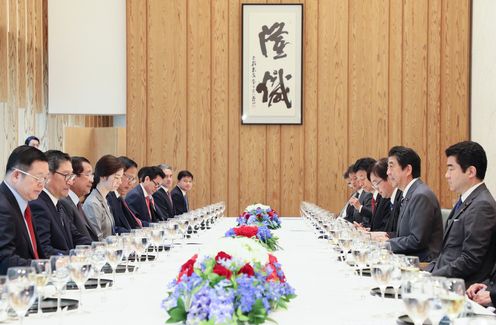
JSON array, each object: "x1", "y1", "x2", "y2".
[{"x1": 242, "y1": 4, "x2": 303, "y2": 124}]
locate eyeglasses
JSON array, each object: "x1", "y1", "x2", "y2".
[
  {"x1": 14, "y1": 168, "x2": 48, "y2": 185},
  {"x1": 124, "y1": 173, "x2": 137, "y2": 184},
  {"x1": 372, "y1": 179, "x2": 383, "y2": 189},
  {"x1": 151, "y1": 179, "x2": 161, "y2": 188},
  {"x1": 53, "y1": 171, "x2": 77, "y2": 182}
]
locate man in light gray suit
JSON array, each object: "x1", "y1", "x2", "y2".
[
  {"x1": 386, "y1": 146, "x2": 443, "y2": 262},
  {"x1": 428, "y1": 141, "x2": 496, "y2": 286}
]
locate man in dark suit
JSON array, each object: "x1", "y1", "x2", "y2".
[
  {"x1": 30, "y1": 151, "x2": 91, "y2": 256},
  {"x1": 0, "y1": 146, "x2": 48, "y2": 274},
  {"x1": 171, "y1": 170, "x2": 194, "y2": 215},
  {"x1": 427, "y1": 141, "x2": 496, "y2": 286},
  {"x1": 125, "y1": 166, "x2": 166, "y2": 226},
  {"x1": 107, "y1": 156, "x2": 142, "y2": 231},
  {"x1": 153, "y1": 163, "x2": 175, "y2": 220},
  {"x1": 387, "y1": 146, "x2": 443, "y2": 262},
  {"x1": 347, "y1": 158, "x2": 375, "y2": 227},
  {"x1": 369, "y1": 158, "x2": 394, "y2": 231},
  {"x1": 64, "y1": 156, "x2": 98, "y2": 241}
]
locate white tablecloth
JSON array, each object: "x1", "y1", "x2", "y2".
[{"x1": 20, "y1": 218, "x2": 494, "y2": 325}]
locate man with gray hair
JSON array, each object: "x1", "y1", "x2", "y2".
[{"x1": 153, "y1": 164, "x2": 175, "y2": 220}]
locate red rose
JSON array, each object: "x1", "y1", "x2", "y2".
[
  {"x1": 215, "y1": 251, "x2": 232, "y2": 262},
  {"x1": 233, "y1": 226, "x2": 259, "y2": 238},
  {"x1": 213, "y1": 264, "x2": 232, "y2": 279},
  {"x1": 177, "y1": 254, "x2": 198, "y2": 282},
  {"x1": 238, "y1": 263, "x2": 255, "y2": 277},
  {"x1": 242, "y1": 212, "x2": 250, "y2": 220},
  {"x1": 268, "y1": 254, "x2": 278, "y2": 264},
  {"x1": 268, "y1": 211, "x2": 274, "y2": 217}
]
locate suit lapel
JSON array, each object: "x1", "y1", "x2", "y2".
[
  {"x1": 442, "y1": 184, "x2": 485, "y2": 244},
  {"x1": 397, "y1": 180, "x2": 421, "y2": 234}
]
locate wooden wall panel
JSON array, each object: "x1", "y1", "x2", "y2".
[
  {"x1": 17, "y1": 0, "x2": 27, "y2": 108},
  {"x1": 426, "y1": 0, "x2": 442, "y2": 198},
  {"x1": 440, "y1": 0, "x2": 471, "y2": 207},
  {"x1": 126, "y1": 0, "x2": 471, "y2": 214},
  {"x1": 348, "y1": 0, "x2": 389, "y2": 162},
  {"x1": 227, "y1": 0, "x2": 241, "y2": 216},
  {"x1": 0, "y1": 0, "x2": 7, "y2": 101},
  {"x1": 388, "y1": 0, "x2": 403, "y2": 147},
  {"x1": 147, "y1": 0, "x2": 187, "y2": 171},
  {"x1": 402, "y1": 0, "x2": 428, "y2": 181},
  {"x1": 126, "y1": 0, "x2": 148, "y2": 168},
  {"x1": 303, "y1": 0, "x2": 318, "y2": 204},
  {"x1": 317, "y1": 0, "x2": 348, "y2": 211},
  {"x1": 211, "y1": 0, "x2": 229, "y2": 204},
  {"x1": 187, "y1": 0, "x2": 212, "y2": 208}
]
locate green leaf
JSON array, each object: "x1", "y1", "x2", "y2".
[{"x1": 166, "y1": 297, "x2": 187, "y2": 323}]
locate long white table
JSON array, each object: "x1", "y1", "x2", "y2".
[{"x1": 21, "y1": 218, "x2": 495, "y2": 324}]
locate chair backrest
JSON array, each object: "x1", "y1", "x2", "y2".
[{"x1": 441, "y1": 208, "x2": 451, "y2": 229}]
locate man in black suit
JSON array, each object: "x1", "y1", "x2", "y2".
[
  {"x1": 153, "y1": 163, "x2": 175, "y2": 220},
  {"x1": 368, "y1": 158, "x2": 393, "y2": 231},
  {"x1": 171, "y1": 170, "x2": 194, "y2": 215},
  {"x1": 347, "y1": 158, "x2": 375, "y2": 227},
  {"x1": 386, "y1": 146, "x2": 443, "y2": 262},
  {"x1": 0, "y1": 146, "x2": 48, "y2": 274},
  {"x1": 427, "y1": 141, "x2": 496, "y2": 286},
  {"x1": 107, "y1": 156, "x2": 142, "y2": 231},
  {"x1": 30, "y1": 151, "x2": 91, "y2": 256},
  {"x1": 125, "y1": 166, "x2": 166, "y2": 226},
  {"x1": 63, "y1": 156, "x2": 98, "y2": 241}
]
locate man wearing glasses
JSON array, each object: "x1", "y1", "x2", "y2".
[
  {"x1": 59, "y1": 156, "x2": 99, "y2": 241},
  {"x1": 0, "y1": 146, "x2": 48, "y2": 274},
  {"x1": 29, "y1": 150, "x2": 91, "y2": 256},
  {"x1": 125, "y1": 166, "x2": 166, "y2": 226},
  {"x1": 153, "y1": 163, "x2": 176, "y2": 220}
]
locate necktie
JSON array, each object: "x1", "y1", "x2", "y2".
[
  {"x1": 56, "y1": 202, "x2": 65, "y2": 227},
  {"x1": 121, "y1": 197, "x2": 142, "y2": 228},
  {"x1": 184, "y1": 195, "x2": 189, "y2": 211},
  {"x1": 145, "y1": 196, "x2": 152, "y2": 221},
  {"x1": 167, "y1": 190, "x2": 173, "y2": 208},
  {"x1": 371, "y1": 197, "x2": 376, "y2": 214},
  {"x1": 24, "y1": 206, "x2": 39, "y2": 259},
  {"x1": 389, "y1": 201, "x2": 394, "y2": 211},
  {"x1": 453, "y1": 197, "x2": 463, "y2": 214}
]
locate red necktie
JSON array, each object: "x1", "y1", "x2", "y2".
[
  {"x1": 122, "y1": 198, "x2": 142, "y2": 228},
  {"x1": 24, "y1": 206, "x2": 39, "y2": 259},
  {"x1": 371, "y1": 197, "x2": 376, "y2": 214},
  {"x1": 145, "y1": 196, "x2": 152, "y2": 221}
]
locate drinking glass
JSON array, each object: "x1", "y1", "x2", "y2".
[
  {"x1": 69, "y1": 250, "x2": 92, "y2": 308},
  {"x1": 105, "y1": 237, "x2": 124, "y2": 285},
  {"x1": 441, "y1": 278, "x2": 466, "y2": 322},
  {"x1": 6, "y1": 267, "x2": 37, "y2": 325},
  {"x1": 30, "y1": 259, "x2": 51, "y2": 314},
  {"x1": 371, "y1": 263, "x2": 395, "y2": 299},
  {"x1": 401, "y1": 277, "x2": 430, "y2": 325},
  {"x1": 426, "y1": 276, "x2": 447, "y2": 325},
  {"x1": 0, "y1": 276, "x2": 8, "y2": 321},
  {"x1": 49, "y1": 256, "x2": 70, "y2": 313},
  {"x1": 91, "y1": 242, "x2": 108, "y2": 289},
  {"x1": 401, "y1": 256, "x2": 420, "y2": 280}
]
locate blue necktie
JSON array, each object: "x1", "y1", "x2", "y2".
[{"x1": 453, "y1": 197, "x2": 462, "y2": 213}]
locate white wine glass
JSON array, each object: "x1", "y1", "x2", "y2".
[
  {"x1": 69, "y1": 249, "x2": 92, "y2": 310},
  {"x1": 30, "y1": 259, "x2": 51, "y2": 315},
  {"x1": 90, "y1": 242, "x2": 108, "y2": 289},
  {"x1": 442, "y1": 278, "x2": 466, "y2": 322},
  {"x1": 401, "y1": 277, "x2": 430, "y2": 325},
  {"x1": 49, "y1": 255, "x2": 70, "y2": 314},
  {"x1": 6, "y1": 267, "x2": 37, "y2": 325}
]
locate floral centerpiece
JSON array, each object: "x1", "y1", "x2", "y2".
[
  {"x1": 237, "y1": 204, "x2": 281, "y2": 229},
  {"x1": 225, "y1": 225, "x2": 281, "y2": 252},
  {"x1": 162, "y1": 246, "x2": 295, "y2": 324}
]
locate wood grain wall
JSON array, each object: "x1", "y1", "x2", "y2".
[
  {"x1": 0, "y1": 0, "x2": 111, "y2": 176},
  {"x1": 127, "y1": 0, "x2": 471, "y2": 216}
]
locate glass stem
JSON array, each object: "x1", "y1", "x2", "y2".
[{"x1": 38, "y1": 293, "x2": 43, "y2": 314}]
